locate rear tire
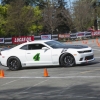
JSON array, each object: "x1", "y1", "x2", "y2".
[
  {"x1": 60, "y1": 53, "x2": 75, "y2": 67},
  {"x1": 7, "y1": 57, "x2": 21, "y2": 71}
]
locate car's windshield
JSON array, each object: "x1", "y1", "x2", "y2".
[{"x1": 45, "y1": 41, "x2": 66, "y2": 48}]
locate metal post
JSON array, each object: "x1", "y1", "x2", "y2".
[
  {"x1": 97, "y1": 17, "x2": 99, "y2": 30},
  {"x1": 96, "y1": 0, "x2": 100, "y2": 30}
]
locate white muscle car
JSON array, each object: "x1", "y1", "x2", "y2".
[{"x1": 0, "y1": 40, "x2": 94, "y2": 71}]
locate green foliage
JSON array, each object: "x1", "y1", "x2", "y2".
[
  {"x1": 29, "y1": 24, "x2": 43, "y2": 34},
  {"x1": 0, "y1": 0, "x2": 43, "y2": 37},
  {"x1": 0, "y1": 0, "x2": 99, "y2": 37},
  {"x1": 72, "y1": 0, "x2": 94, "y2": 31},
  {"x1": 29, "y1": 6, "x2": 43, "y2": 35},
  {"x1": 5, "y1": 0, "x2": 42, "y2": 36},
  {"x1": 0, "y1": 5, "x2": 8, "y2": 36},
  {"x1": 34, "y1": 6, "x2": 41, "y2": 16},
  {"x1": 0, "y1": 5, "x2": 7, "y2": 15}
]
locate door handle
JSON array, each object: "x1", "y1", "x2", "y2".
[{"x1": 27, "y1": 53, "x2": 31, "y2": 54}]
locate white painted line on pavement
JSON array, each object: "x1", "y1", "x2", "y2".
[
  {"x1": 3, "y1": 76, "x2": 100, "y2": 79},
  {"x1": 19, "y1": 79, "x2": 49, "y2": 93},
  {"x1": 1, "y1": 79, "x2": 20, "y2": 86}
]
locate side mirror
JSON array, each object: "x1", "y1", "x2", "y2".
[{"x1": 42, "y1": 47, "x2": 49, "y2": 50}]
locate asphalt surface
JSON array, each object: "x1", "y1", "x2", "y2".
[{"x1": 0, "y1": 39, "x2": 100, "y2": 100}]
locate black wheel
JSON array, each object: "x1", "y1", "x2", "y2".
[
  {"x1": 7, "y1": 57, "x2": 21, "y2": 71},
  {"x1": 60, "y1": 53, "x2": 75, "y2": 67}
]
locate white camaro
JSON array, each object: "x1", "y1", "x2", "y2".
[{"x1": 0, "y1": 40, "x2": 94, "y2": 71}]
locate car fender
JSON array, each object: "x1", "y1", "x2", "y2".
[
  {"x1": 59, "y1": 52, "x2": 76, "y2": 65},
  {"x1": 7, "y1": 56, "x2": 22, "y2": 66}
]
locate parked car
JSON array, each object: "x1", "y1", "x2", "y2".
[{"x1": 0, "y1": 40, "x2": 94, "y2": 71}]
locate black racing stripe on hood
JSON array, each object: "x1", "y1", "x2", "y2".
[{"x1": 64, "y1": 45, "x2": 88, "y2": 49}]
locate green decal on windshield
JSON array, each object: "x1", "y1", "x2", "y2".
[{"x1": 33, "y1": 53, "x2": 40, "y2": 61}]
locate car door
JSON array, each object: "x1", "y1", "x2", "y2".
[{"x1": 25, "y1": 43, "x2": 52, "y2": 66}]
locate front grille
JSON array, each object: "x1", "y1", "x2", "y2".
[{"x1": 85, "y1": 55, "x2": 94, "y2": 60}]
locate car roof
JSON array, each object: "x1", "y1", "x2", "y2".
[
  {"x1": 25, "y1": 40, "x2": 53, "y2": 44},
  {"x1": 12, "y1": 40, "x2": 54, "y2": 49}
]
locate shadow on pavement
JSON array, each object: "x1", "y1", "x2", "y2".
[{"x1": 0, "y1": 83, "x2": 100, "y2": 100}]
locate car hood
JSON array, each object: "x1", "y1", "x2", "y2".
[{"x1": 63, "y1": 44, "x2": 88, "y2": 49}]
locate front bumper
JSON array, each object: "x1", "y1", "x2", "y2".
[
  {"x1": 76, "y1": 58, "x2": 95, "y2": 64},
  {"x1": 75, "y1": 53, "x2": 95, "y2": 64}
]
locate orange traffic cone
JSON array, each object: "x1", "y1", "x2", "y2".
[
  {"x1": 96, "y1": 38, "x2": 100, "y2": 47},
  {"x1": 44, "y1": 68, "x2": 49, "y2": 77},
  {"x1": 83, "y1": 40, "x2": 88, "y2": 44},
  {"x1": 0, "y1": 70, "x2": 4, "y2": 78},
  {"x1": 84, "y1": 41, "x2": 87, "y2": 44},
  {"x1": 92, "y1": 40, "x2": 94, "y2": 43},
  {"x1": 97, "y1": 43, "x2": 100, "y2": 47}
]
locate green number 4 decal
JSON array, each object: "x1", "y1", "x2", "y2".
[{"x1": 33, "y1": 53, "x2": 40, "y2": 61}]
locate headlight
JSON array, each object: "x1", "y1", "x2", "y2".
[
  {"x1": 77, "y1": 49, "x2": 92, "y2": 53},
  {"x1": 77, "y1": 51, "x2": 84, "y2": 53}
]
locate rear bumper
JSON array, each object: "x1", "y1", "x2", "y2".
[{"x1": 0, "y1": 61, "x2": 7, "y2": 67}]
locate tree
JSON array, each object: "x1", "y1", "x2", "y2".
[
  {"x1": 42, "y1": 0, "x2": 61, "y2": 34},
  {"x1": 91, "y1": 0, "x2": 100, "y2": 30},
  {"x1": 54, "y1": 0, "x2": 72, "y2": 33},
  {"x1": 1, "y1": 0, "x2": 13, "y2": 5},
  {"x1": 29, "y1": 6, "x2": 43, "y2": 35},
  {"x1": 42, "y1": 0, "x2": 72, "y2": 34},
  {"x1": 56, "y1": 6, "x2": 73, "y2": 33},
  {"x1": 72, "y1": 0, "x2": 94, "y2": 31},
  {"x1": 1, "y1": 0, "x2": 45, "y2": 6},
  {"x1": 0, "y1": 5, "x2": 7, "y2": 36},
  {"x1": 5, "y1": 0, "x2": 42, "y2": 36}
]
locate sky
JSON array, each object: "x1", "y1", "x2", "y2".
[{"x1": 66, "y1": 0, "x2": 74, "y2": 7}]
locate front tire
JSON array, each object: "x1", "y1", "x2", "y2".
[
  {"x1": 7, "y1": 57, "x2": 21, "y2": 71},
  {"x1": 60, "y1": 53, "x2": 75, "y2": 67}
]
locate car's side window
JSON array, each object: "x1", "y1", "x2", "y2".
[
  {"x1": 20, "y1": 45, "x2": 28, "y2": 50},
  {"x1": 28, "y1": 44, "x2": 46, "y2": 50}
]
